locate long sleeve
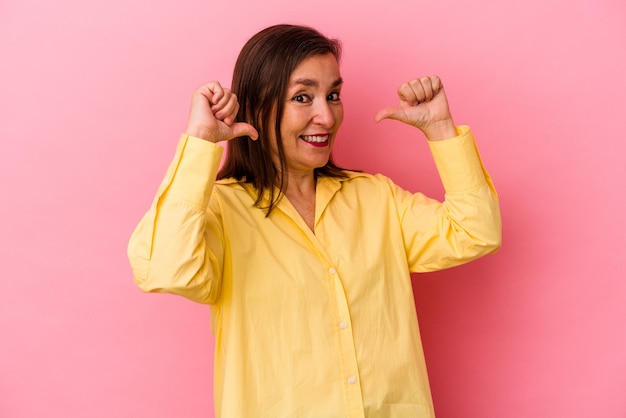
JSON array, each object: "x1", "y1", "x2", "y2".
[
  {"x1": 127, "y1": 134, "x2": 225, "y2": 304},
  {"x1": 393, "y1": 125, "x2": 502, "y2": 272}
]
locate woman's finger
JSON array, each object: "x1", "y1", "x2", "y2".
[
  {"x1": 408, "y1": 79, "x2": 427, "y2": 104},
  {"x1": 396, "y1": 83, "x2": 416, "y2": 106},
  {"x1": 417, "y1": 77, "x2": 434, "y2": 101},
  {"x1": 214, "y1": 92, "x2": 239, "y2": 122}
]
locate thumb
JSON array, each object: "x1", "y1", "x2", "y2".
[
  {"x1": 374, "y1": 107, "x2": 406, "y2": 123},
  {"x1": 231, "y1": 122, "x2": 259, "y2": 140}
]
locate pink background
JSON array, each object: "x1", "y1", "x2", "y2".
[{"x1": 1, "y1": 0, "x2": 625, "y2": 416}]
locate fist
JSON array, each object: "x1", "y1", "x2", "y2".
[
  {"x1": 185, "y1": 81, "x2": 258, "y2": 143},
  {"x1": 375, "y1": 75, "x2": 456, "y2": 141}
]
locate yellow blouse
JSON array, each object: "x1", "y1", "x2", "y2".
[{"x1": 128, "y1": 125, "x2": 501, "y2": 417}]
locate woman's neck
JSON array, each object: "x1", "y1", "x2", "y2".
[{"x1": 283, "y1": 170, "x2": 317, "y2": 231}]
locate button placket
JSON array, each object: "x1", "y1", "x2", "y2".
[{"x1": 328, "y1": 267, "x2": 364, "y2": 416}]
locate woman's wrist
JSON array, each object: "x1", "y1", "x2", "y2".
[{"x1": 423, "y1": 119, "x2": 457, "y2": 141}]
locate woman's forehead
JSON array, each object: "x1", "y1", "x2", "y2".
[{"x1": 288, "y1": 54, "x2": 342, "y2": 88}]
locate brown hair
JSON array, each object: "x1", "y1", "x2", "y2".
[{"x1": 217, "y1": 24, "x2": 348, "y2": 215}]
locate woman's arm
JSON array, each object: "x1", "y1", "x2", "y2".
[
  {"x1": 127, "y1": 134, "x2": 226, "y2": 304},
  {"x1": 127, "y1": 82, "x2": 257, "y2": 304},
  {"x1": 390, "y1": 126, "x2": 502, "y2": 272},
  {"x1": 376, "y1": 76, "x2": 502, "y2": 270}
]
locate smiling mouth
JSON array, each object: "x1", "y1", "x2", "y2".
[{"x1": 300, "y1": 134, "x2": 330, "y2": 147}]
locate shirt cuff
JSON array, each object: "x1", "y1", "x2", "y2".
[
  {"x1": 428, "y1": 125, "x2": 490, "y2": 194},
  {"x1": 158, "y1": 134, "x2": 224, "y2": 209}
]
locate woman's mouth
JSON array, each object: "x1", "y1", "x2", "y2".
[{"x1": 300, "y1": 134, "x2": 330, "y2": 147}]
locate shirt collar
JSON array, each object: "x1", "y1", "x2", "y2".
[{"x1": 216, "y1": 171, "x2": 368, "y2": 208}]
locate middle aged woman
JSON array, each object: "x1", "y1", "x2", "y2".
[{"x1": 128, "y1": 24, "x2": 502, "y2": 418}]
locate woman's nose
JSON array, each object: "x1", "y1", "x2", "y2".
[{"x1": 313, "y1": 101, "x2": 336, "y2": 127}]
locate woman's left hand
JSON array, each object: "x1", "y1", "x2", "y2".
[{"x1": 374, "y1": 75, "x2": 456, "y2": 141}]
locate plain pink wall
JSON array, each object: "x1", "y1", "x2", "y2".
[{"x1": 1, "y1": 0, "x2": 625, "y2": 417}]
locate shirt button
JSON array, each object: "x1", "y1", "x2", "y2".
[
  {"x1": 329, "y1": 267, "x2": 336, "y2": 274},
  {"x1": 339, "y1": 321, "x2": 346, "y2": 329},
  {"x1": 348, "y1": 376, "x2": 356, "y2": 384}
]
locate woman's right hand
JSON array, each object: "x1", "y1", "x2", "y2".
[{"x1": 185, "y1": 81, "x2": 259, "y2": 143}]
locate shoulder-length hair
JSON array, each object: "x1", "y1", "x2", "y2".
[{"x1": 217, "y1": 24, "x2": 348, "y2": 215}]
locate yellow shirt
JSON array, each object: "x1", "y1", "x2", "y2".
[{"x1": 128, "y1": 125, "x2": 501, "y2": 418}]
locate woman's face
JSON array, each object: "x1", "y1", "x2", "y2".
[{"x1": 269, "y1": 53, "x2": 344, "y2": 176}]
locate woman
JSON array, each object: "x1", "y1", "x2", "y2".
[{"x1": 128, "y1": 24, "x2": 501, "y2": 418}]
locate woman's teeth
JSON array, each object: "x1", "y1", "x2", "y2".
[{"x1": 301, "y1": 135, "x2": 329, "y2": 143}]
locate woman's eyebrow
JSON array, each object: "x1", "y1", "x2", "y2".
[{"x1": 290, "y1": 77, "x2": 344, "y2": 88}]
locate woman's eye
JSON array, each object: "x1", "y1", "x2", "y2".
[
  {"x1": 293, "y1": 94, "x2": 311, "y2": 103},
  {"x1": 327, "y1": 91, "x2": 341, "y2": 101}
]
